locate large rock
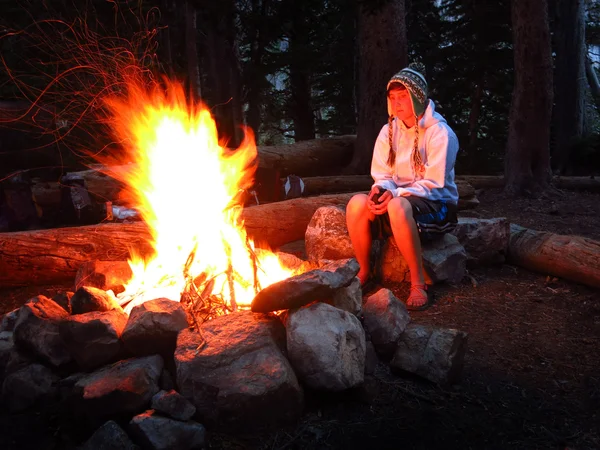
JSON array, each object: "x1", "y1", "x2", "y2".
[
  {"x1": 286, "y1": 302, "x2": 365, "y2": 391},
  {"x1": 2, "y1": 363, "x2": 60, "y2": 412},
  {"x1": 381, "y1": 233, "x2": 467, "y2": 284},
  {"x1": 305, "y1": 206, "x2": 354, "y2": 262},
  {"x1": 0, "y1": 331, "x2": 14, "y2": 385},
  {"x1": 12, "y1": 295, "x2": 71, "y2": 367},
  {"x1": 59, "y1": 309, "x2": 128, "y2": 370},
  {"x1": 390, "y1": 324, "x2": 468, "y2": 385},
  {"x1": 73, "y1": 355, "x2": 164, "y2": 419},
  {"x1": 121, "y1": 298, "x2": 189, "y2": 357},
  {"x1": 175, "y1": 311, "x2": 303, "y2": 430},
  {"x1": 362, "y1": 288, "x2": 411, "y2": 357},
  {"x1": 452, "y1": 217, "x2": 510, "y2": 266},
  {"x1": 129, "y1": 410, "x2": 206, "y2": 450},
  {"x1": 251, "y1": 258, "x2": 359, "y2": 313},
  {"x1": 0, "y1": 308, "x2": 19, "y2": 332}
]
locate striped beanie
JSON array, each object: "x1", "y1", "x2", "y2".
[{"x1": 386, "y1": 62, "x2": 428, "y2": 118}]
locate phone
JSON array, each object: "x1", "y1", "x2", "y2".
[{"x1": 372, "y1": 188, "x2": 388, "y2": 203}]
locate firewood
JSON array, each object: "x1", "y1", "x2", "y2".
[{"x1": 508, "y1": 224, "x2": 600, "y2": 289}]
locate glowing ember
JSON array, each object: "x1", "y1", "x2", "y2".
[{"x1": 102, "y1": 81, "x2": 294, "y2": 315}]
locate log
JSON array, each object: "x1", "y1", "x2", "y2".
[
  {"x1": 299, "y1": 175, "x2": 476, "y2": 198},
  {"x1": 0, "y1": 191, "x2": 483, "y2": 288},
  {"x1": 508, "y1": 224, "x2": 600, "y2": 289},
  {"x1": 456, "y1": 175, "x2": 600, "y2": 192}
]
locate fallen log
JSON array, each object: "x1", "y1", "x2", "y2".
[
  {"x1": 300, "y1": 175, "x2": 476, "y2": 198},
  {"x1": 507, "y1": 224, "x2": 600, "y2": 289},
  {"x1": 1, "y1": 191, "x2": 483, "y2": 288},
  {"x1": 456, "y1": 175, "x2": 600, "y2": 192}
]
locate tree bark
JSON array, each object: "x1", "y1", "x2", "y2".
[
  {"x1": 552, "y1": 0, "x2": 586, "y2": 173},
  {"x1": 504, "y1": 0, "x2": 554, "y2": 195},
  {"x1": 349, "y1": 0, "x2": 407, "y2": 174},
  {"x1": 508, "y1": 224, "x2": 600, "y2": 289}
]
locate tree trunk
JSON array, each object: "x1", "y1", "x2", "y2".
[
  {"x1": 504, "y1": 0, "x2": 554, "y2": 195},
  {"x1": 508, "y1": 224, "x2": 600, "y2": 289},
  {"x1": 184, "y1": 0, "x2": 202, "y2": 98},
  {"x1": 288, "y1": 7, "x2": 315, "y2": 141},
  {"x1": 349, "y1": 0, "x2": 407, "y2": 174},
  {"x1": 245, "y1": 0, "x2": 271, "y2": 137},
  {"x1": 552, "y1": 0, "x2": 586, "y2": 173}
]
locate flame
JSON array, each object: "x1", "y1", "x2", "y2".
[{"x1": 102, "y1": 80, "x2": 294, "y2": 314}]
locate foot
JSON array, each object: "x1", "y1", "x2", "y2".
[{"x1": 405, "y1": 284, "x2": 429, "y2": 310}]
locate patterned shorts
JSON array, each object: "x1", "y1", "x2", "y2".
[{"x1": 370, "y1": 195, "x2": 458, "y2": 242}]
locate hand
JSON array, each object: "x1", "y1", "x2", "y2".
[{"x1": 368, "y1": 186, "x2": 393, "y2": 215}]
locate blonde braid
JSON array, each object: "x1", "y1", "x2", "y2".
[
  {"x1": 386, "y1": 115, "x2": 395, "y2": 167},
  {"x1": 410, "y1": 114, "x2": 424, "y2": 177}
]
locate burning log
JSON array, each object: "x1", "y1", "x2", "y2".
[{"x1": 508, "y1": 224, "x2": 600, "y2": 289}]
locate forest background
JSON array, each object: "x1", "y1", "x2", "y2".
[{"x1": 0, "y1": 0, "x2": 598, "y2": 197}]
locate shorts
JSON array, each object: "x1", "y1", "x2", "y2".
[{"x1": 370, "y1": 195, "x2": 458, "y2": 242}]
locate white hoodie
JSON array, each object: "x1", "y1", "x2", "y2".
[{"x1": 371, "y1": 99, "x2": 459, "y2": 204}]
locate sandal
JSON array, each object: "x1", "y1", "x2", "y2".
[{"x1": 405, "y1": 284, "x2": 432, "y2": 311}]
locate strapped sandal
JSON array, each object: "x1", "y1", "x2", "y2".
[{"x1": 405, "y1": 284, "x2": 432, "y2": 311}]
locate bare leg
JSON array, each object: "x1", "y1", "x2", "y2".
[
  {"x1": 346, "y1": 194, "x2": 374, "y2": 284},
  {"x1": 387, "y1": 197, "x2": 427, "y2": 307}
]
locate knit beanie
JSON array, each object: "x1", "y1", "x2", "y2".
[
  {"x1": 385, "y1": 62, "x2": 428, "y2": 173},
  {"x1": 386, "y1": 62, "x2": 428, "y2": 118}
]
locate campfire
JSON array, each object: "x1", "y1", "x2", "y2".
[{"x1": 99, "y1": 81, "x2": 297, "y2": 317}]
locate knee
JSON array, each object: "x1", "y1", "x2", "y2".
[
  {"x1": 387, "y1": 197, "x2": 413, "y2": 225},
  {"x1": 346, "y1": 194, "x2": 369, "y2": 218}
]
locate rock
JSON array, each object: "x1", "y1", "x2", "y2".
[
  {"x1": 286, "y1": 303, "x2": 365, "y2": 391},
  {"x1": 275, "y1": 251, "x2": 315, "y2": 274},
  {"x1": 390, "y1": 324, "x2": 468, "y2": 385},
  {"x1": 71, "y1": 286, "x2": 123, "y2": 315},
  {"x1": 80, "y1": 420, "x2": 139, "y2": 450},
  {"x1": 452, "y1": 217, "x2": 510, "y2": 266},
  {"x1": 305, "y1": 206, "x2": 354, "y2": 262},
  {"x1": 0, "y1": 308, "x2": 19, "y2": 332},
  {"x1": 0, "y1": 331, "x2": 14, "y2": 384},
  {"x1": 362, "y1": 288, "x2": 411, "y2": 357},
  {"x1": 73, "y1": 355, "x2": 164, "y2": 419},
  {"x1": 175, "y1": 311, "x2": 303, "y2": 430},
  {"x1": 59, "y1": 309, "x2": 128, "y2": 370},
  {"x1": 129, "y1": 410, "x2": 206, "y2": 450},
  {"x1": 121, "y1": 298, "x2": 189, "y2": 357},
  {"x1": 2, "y1": 363, "x2": 59, "y2": 412},
  {"x1": 52, "y1": 291, "x2": 74, "y2": 314},
  {"x1": 13, "y1": 295, "x2": 71, "y2": 367},
  {"x1": 330, "y1": 277, "x2": 362, "y2": 315},
  {"x1": 251, "y1": 258, "x2": 359, "y2": 313},
  {"x1": 74, "y1": 260, "x2": 133, "y2": 295},
  {"x1": 71, "y1": 286, "x2": 123, "y2": 314},
  {"x1": 151, "y1": 390, "x2": 196, "y2": 422},
  {"x1": 381, "y1": 233, "x2": 467, "y2": 284}
]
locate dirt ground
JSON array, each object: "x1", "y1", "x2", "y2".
[{"x1": 1, "y1": 187, "x2": 599, "y2": 450}]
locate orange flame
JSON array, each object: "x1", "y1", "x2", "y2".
[{"x1": 102, "y1": 80, "x2": 294, "y2": 314}]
